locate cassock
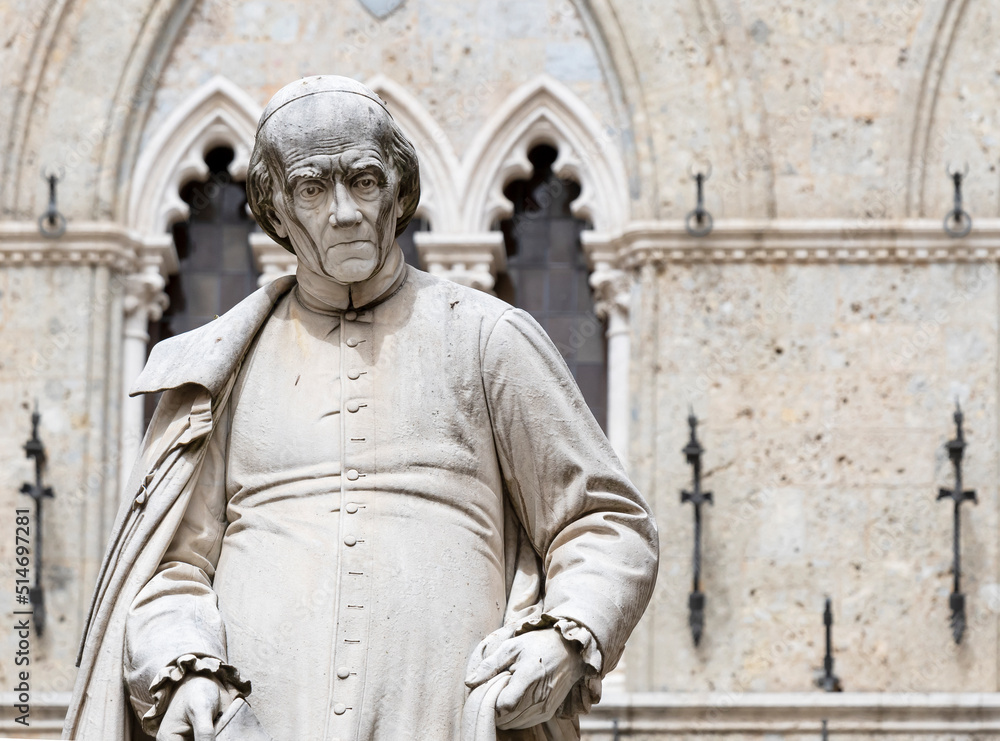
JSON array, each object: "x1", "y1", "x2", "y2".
[{"x1": 72, "y1": 248, "x2": 658, "y2": 741}]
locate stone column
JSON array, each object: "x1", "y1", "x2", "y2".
[
  {"x1": 120, "y1": 268, "x2": 168, "y2": 499},
  {"x1": 591, "y1": 266, "x2": 632, "y2": 470},
  {"x1": 589, "y1": 265, "x2": 632, "y2": 694}
]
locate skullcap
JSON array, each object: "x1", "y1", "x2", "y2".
[{"x1": 258, "y1": 75, "x2": 391, "y2": 131}]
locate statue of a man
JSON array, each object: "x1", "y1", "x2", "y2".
[{"x1": 65, "y1": 76, "x2": 658, "y2": 741}]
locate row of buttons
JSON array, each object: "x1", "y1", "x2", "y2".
[
  {"x1": 344, "y1": 500, "x2": 361, "y2": 547},
  {"x1": 332, "y1": 314, "x2": 369, "y2": 732}
]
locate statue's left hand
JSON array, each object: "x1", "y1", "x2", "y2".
[{"x1": 465, "y1": 628, "x2": 586, "y2": 729}]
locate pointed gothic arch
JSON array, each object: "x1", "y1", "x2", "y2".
[
  {"x1": 460, "y1": 75, "x2": 629, "y2": 237},
  {"x1": 127, "y1": 75, "x2": 261, "y2": 237}
]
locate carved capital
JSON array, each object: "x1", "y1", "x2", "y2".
[
  {"x1": 589, "y1": 267, "x2": 631, "y2": 322},
  {"x1": 122, "y1": 268, "x2": 169, "y2": 346},
  {"x1": 250, "y1": 233, "x2": 298, "y2": 286},
  {"x1": 125, "y1": 232, "x2": 177, "y2": 329},
  {"x1": 123, "y1": 269, "x2": 169, "y2": 324}
]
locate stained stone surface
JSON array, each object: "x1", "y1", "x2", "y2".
[
  {"x1": 2, "y1": 0, "x2": 997, "y2": 223},
  {"x1": 0, "y1": 265, "x2": 124, "y2": 695},
  {"x1": 626, "y1": 261, "x2": 1000, "y2": 694}
]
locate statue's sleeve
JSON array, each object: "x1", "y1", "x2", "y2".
[
  {"x1": 123, "y1": 411, "x2": 250, "y2": 736},
  {"x1": 482, "y1": 308, "x2": 659, "y2": 677}
]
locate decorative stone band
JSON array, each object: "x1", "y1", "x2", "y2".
[
  {"x1": 0, "y1": 221, "x2": 177, "y2": 277},
  {"x1": 413, "y1": 231, "x2": 507, "y2": 293},
  {"x1": 582, "y1": 692, "x2": 1000, "y2": 735},
  {"x1": 616, "y1": 218, "x2": 1000, "y2": 267},
  {"x1": 9, "y1": 219, "x2": 1000, "y2": 273}
]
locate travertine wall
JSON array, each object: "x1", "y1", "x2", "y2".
[
  {"x1": 627, "y1": 260, "x2": 1000, "y2": 693},
  {"x1": 0, "y1": 264, "x2": 124, "y2": 693}
]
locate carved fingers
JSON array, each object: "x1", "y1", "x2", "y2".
[
  {"x1": 157, "y1": 674, "x2": 230, "y2": 741},
  {"x1": 466, "y1": 627, "x2": 585, "y2": 730},
  {"x1": 465, "y1": 624, "x2": 518, "y2": 686}
]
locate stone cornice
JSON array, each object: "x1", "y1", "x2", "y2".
[
  {"x1": 584, "y1": 692, "x2": 1000, "y2": 734},
  {"x1": 616, "y1": 218, "x2": 1000, "y2": 267},
  {"x1": 0, "y1": 221, "x2": 178, "y2": 275},
  {"x1": 414, "y1": 232, "x2": 507, "y2": 292},
  {"x1": 3, "y1": 691, "x2": 999, "y2": 736},
  {"x1": 0, "y1": 691, "x2": 71, "y2": 736}
]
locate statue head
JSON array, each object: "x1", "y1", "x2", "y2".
[{"x1": 247, "y1": 76, "x2": 420, "y2": 285}]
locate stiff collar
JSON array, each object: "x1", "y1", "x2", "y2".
[{"x1": 295, "y1": 244, "x2": 405, "y2": 315}]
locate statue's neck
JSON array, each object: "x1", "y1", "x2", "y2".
[{"x1": 295, "y1": 244, "x2": 405, "y2": 313}]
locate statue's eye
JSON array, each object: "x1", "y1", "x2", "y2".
[
  {"x1": 354, "y1": 175, "x2": 378, "y2": 192},
  {"x1": 299, "y1": 182, "x2": 323, "y2": 198}
]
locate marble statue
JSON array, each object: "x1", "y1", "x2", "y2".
[{"x1": 64, "y1": 76, "x2": 659, "y2": 741}]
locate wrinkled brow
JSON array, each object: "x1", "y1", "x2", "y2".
[
  {"x1": 346, "y1": 158, "x2": 387, "y2": 176},
  {"x1": 287, "y1": 157, "x2": 331, "y2": 184},
  {"x1": 286, "y1": 155, "x2": 389, "y2": 185}
]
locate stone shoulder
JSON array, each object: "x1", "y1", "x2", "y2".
[{"x1": 400, "y1": 265, "x2": 515, "y2": 326}]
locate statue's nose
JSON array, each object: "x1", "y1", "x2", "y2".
[{"x1": 330, "y1": 182, "x2": 362, "y2": 228}]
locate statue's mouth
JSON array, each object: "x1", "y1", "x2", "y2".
[{"x1": 328, "y1": 239, "x2": 373, "y2": 250}]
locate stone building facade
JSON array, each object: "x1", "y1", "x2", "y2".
[{"x1": 1, "y1": 0, "x2": 1000, "y2": 738}]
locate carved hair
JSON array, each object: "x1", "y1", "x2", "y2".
[{"x1": 246, "y1": 99, "x2": 421, "y2": 253}]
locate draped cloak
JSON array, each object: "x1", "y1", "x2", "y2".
[{"x1": 64, "y1": 266, "x2": 658, "y2": 741}]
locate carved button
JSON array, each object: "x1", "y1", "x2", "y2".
[
  {"x1": 346, "y1": 503, "x2": 359, "y2": 514},
  {"x1": 334, "y1": 703, "x2": 347, "y2": 715},
  {"x1": 347, "y1": 401, "x2": 361, "y2": 413},
  {"x1": 347, "y1": 369, "x2": 361, "y2": 380},
  {"x1": 346, "y1": 337, "x2": 360, "y2": 348},
  {"x1": 345, "y1": 310, "x2": 358, "y2": 321},
  {"x1": 344, "y1": 536, "x2": 357, "y2": 547},
  {"x1": 346, "y1": 469, "x2": 359, "y2": 481},
  {"x1": 337, "y1": 667, "x2": 351, "y2": 679}
]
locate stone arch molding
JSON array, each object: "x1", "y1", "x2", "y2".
[
  {"x1": 461, "y1": 74, "x2": 629, "y2": 236},
  {"x1": 120, "y1": 75, "x2": 263, "y2": 501},
  {"x1": 370, "y1": 74, "x2": 629, "y2": 236},
  {"x1": 128, "y1": 75, "x2": 261, "y2": 237}
]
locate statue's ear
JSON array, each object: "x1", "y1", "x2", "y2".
[{"x1": 269, "y1": 208, "x2": 288, "y2": 239}]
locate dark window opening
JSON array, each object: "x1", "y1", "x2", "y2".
[
  {"x1": 145, "y1": 146, "x2": 258, "y2": 425},
  {"x1": 496, "y1": 144, "x2": 607, "y2": 429}
]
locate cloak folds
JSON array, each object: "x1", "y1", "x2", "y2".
[
  {"x1": 64, "y1": 270, "x2": 658, "y2": 740},
  {"x1": 64, "y1": 277, "x2": 297, "y2": 741}
]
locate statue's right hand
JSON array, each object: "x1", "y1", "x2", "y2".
[{"x1": 157, "y1": 674, "x2": 232, "y2": 741}]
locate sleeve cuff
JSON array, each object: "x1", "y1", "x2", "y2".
[
  {"x1": 511, "y1": 614, "x2": 604, "y2": 717},
  {"x1": 141, "y1": 653, "x2": 252, "y2": 736}
]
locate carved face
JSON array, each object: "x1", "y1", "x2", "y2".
[{"x1": 267, "y1": 97, "x2": 404, "y2": 285}]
